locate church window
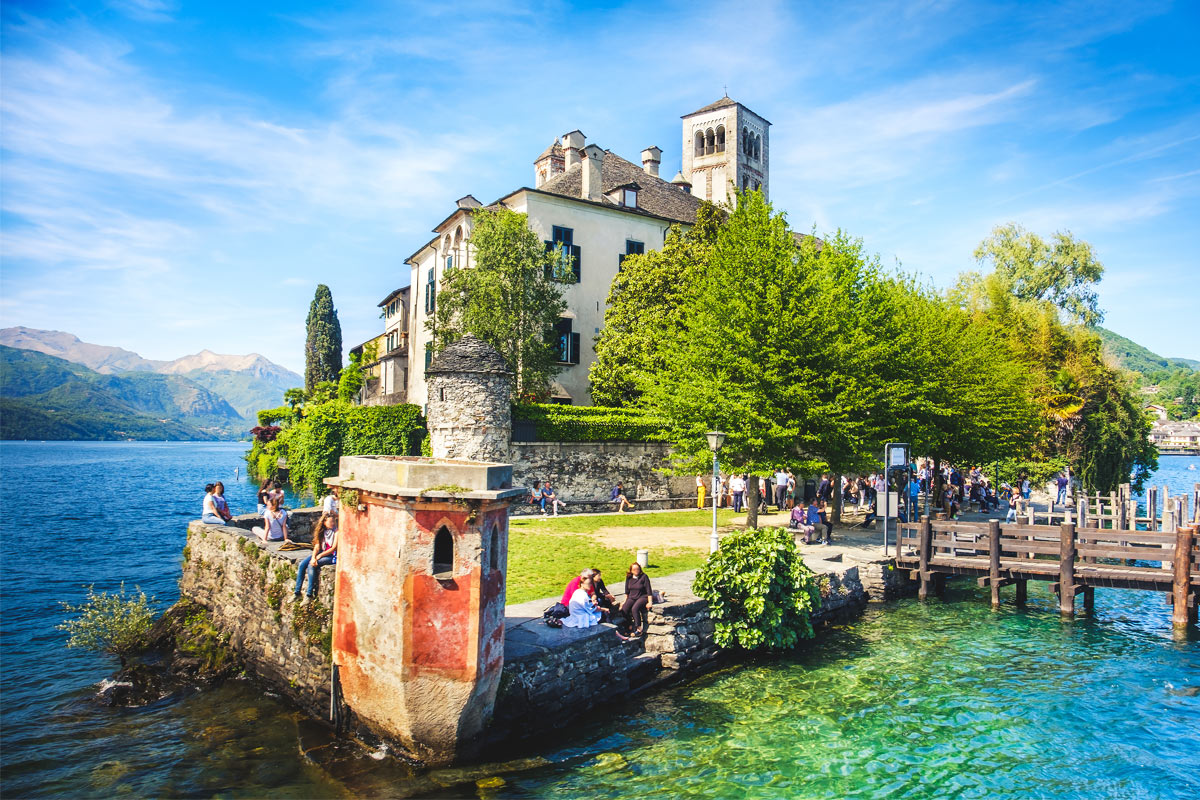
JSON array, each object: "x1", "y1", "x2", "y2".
[
  {"x1": 544, "y1": 226, "x2": 581, "y2": 283},
  {"x1": 716, "y1": 125, "x2": 725, "y2": 153},
  {"x1": 433, "y1": 526, "x2": 454, "y2": 578},
  {"x1": 694, "y1": 131, "x2": 704, "y2": 157}
]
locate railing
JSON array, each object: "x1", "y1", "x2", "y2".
[{"x1": 896, "y1": 518, "x2": 1199, "y2": 630}]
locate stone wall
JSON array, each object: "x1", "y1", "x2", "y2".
[
  {"x1": 180, "y1": 509, "x2": 335, "y2": 719},
  {"x1": 510, "y1": 441, "x2": 694, "y2": 505}
]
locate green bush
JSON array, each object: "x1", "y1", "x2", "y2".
[
  {"x1": 247, "y1": 401, "x2": 426, "y2": 497},
  {"x1": 693, "y1": 527, "x2": 820, "y2": 651},
  {"x1": 257, "y1": 405, "x2": 296, "y2": 427},
  {"x1": 58, "y1": 584, "x2": 156, "y2": 664},
  {"x1": 513, "y1": 402, "x2": 668, "y2": 442},
  {"x1": 992, "y1": 456, "x2": 1071, "y2": 490}
]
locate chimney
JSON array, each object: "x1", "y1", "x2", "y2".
[
  {"x1": 562, "y1": 130, "x2": 585, "y2": 170},
  {"x1": 641, "y1": 146, "x2": 662, "y2": 178},
  {"x1": 582, "y1": 144, "x2": 605, "y2": 202}
]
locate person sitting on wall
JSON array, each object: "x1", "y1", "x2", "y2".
[
  {"x1": 253, "y1": 496, "x2": 290, "y2": 543},
  {"x1": 212, "y1": 481, "x2": 234, "y2": 524},
  {"x1": 294, "y1": 512, "x2": 337, "y2": 601},
  {"x1": 817, "y1": 498, "x2": 834, "y2": 545},
  {"x1": 789, "y1": 503, "x2": 815, "y2": 539},
  {"x1": 590, "y1": 567, "x2": 618, "y2": 620},
  {"x1": 561, "y1": 575, "x2": 602, "y2": 629},
  {"x1": 611, "y1": 482, "x2": 635, "y2": 513},
  {"x1": 540, "y1": 481, "x2": 561, "y2": 516},
  {"x1": 201, "y1": 484, "x2": 224, "y2": 525},
  {"x1": 560, "y1": 568, "x2": 594, "y2": 608},
  {"x1": 800, "y1": 498, "x2": 822, "y2": 544},
  {"x1": 621, "y1": 562, "x2": 654, "y2": 637}
]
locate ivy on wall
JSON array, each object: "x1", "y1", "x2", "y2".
[{"x1": 247, "y1": 401, "x2": 426, "y2": 498}]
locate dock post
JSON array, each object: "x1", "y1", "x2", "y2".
[
  {"x1": 1117, "y1": 494, "x2": 1127, "y2": 531},
  {"x1": 1083, "y1": 515, "x2": 1097, "y2": 565},
  {"x1": 918, "y1": 519, "x2": 933, "y2": 602},
  {"x1": 1172, "y1": 524, "x2": 1197, "y2": 631},
  {"x1": 988, "y1": 519, "x2": 1002, "y2": 609},
  {"x1": 1147, "y1": 486, "x2": 1158, "y2": 531},
  {"x1": 1164, "y1": 505, "x2": 1176, "y2": 534},
  {"x1": 1083, "y1": 586, "x2": 1095, "y2": 614},
  {"x1": 1110, "y1": 492, "x2": 1119, "y2": 530},
  {"x1": 1059, "y1": 522, "x2": 1077, "y2": 617},
  {"x1": 1015, "y1": 579, "x2": 1027, "y2": 607},
  {"x1": 1077, "y1": 497, "x2": 1087, "y2": 529}
]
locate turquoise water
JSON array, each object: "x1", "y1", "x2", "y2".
[{"x1": 1, "y1": 443, "x2": 1197, "y2": 798}]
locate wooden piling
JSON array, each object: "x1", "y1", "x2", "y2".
[
  {"x1": 1147, "y1": 486, "x2": 1158, "y2": 531},
  {"x1": 918, "y1": 518, "x2": 932, "y2": 601},
  {"x1": 988, "y1": 519, "x2": 1002, "y2": 609},
  {"x1": 1015, "y1": 579, "x2": 1028, "y2": 607},
  {"x1": 1059, "y1": 522, "x2": 1077, "y2": 616},
  {"x1": 1117, "y1": 494, "x2": 1127, "y2": 530},
  {"x1": 1076, "y1": 497, "x2": 1087, "y2": 529},
  {"x1": 1172, "y1": 524, "x2": 1197, "y2": 630},
  {"x1": 1083, "y1": 586, "x2": 1095, "y2": 613}
]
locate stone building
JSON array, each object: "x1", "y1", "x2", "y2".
[
  {"x1": 425, "y1": 335, "x2": 512, "y2": 463},
  {"x1": 398, "y1": 97, "x2": 771, "y2": 408},
  {"x1": 350, "y1": 286, "x2": 410, "y2": 406}
]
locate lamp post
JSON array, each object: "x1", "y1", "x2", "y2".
[{"x1": 706, "y1": 431, "x2": 726, "y2": 554}]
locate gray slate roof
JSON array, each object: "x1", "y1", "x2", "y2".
[
  {"x1": 426, "y1": 334, "x2": 511, "y2": 375},
  {"x1": 684, "y1": 96, "x2": 736, "y2": 117},
  {"x1": 536, "y1": 151, "x2": 703, "y2": 225}
]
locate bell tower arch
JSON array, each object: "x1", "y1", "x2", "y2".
[{"x1": 680, "y1": 96, "x2": 770, "y2": 205}]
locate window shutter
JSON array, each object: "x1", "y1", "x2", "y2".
[
  {"x1": 571, "y1": 245, "x2": 582, "y2": 282},
  {"x1": 570, "y1": 332, "x2": 581, "y2": 364}
]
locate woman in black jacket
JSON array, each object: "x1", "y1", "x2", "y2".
[{"x1": 621, "y1": 562, "x2": 654, "y2": 637}]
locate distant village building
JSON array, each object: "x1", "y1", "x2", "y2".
[
  {"x1": 381, "y1": 96, "x2": 770, "y2": 408},
  {"x1": 1148, "y1": 420, "x2": 1200, "y2": 450},
  {"x1": 1144, "y1": 403, "x2": 1168, "y2": 421},
  {"x1": 350, "y1": 286, "x2": 410, "y2": 405}
]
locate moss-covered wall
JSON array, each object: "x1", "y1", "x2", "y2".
[{"x1": 180, "y1": 512, "x2": 335, "y2": 718}]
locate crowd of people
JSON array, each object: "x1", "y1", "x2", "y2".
[{"x1": 545, "y1": 563, "x2": 657, "y2": 639}]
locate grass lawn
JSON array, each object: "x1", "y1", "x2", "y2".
[
  {"x1": 505, "y1": 509, "x2": 743, "y2": 604},
  {"x1": 509, "y1": 508, "x2": 738, "y2": 536},
  {"x1": 506, "y1": 531, "x2": 709, "y2": 605}
]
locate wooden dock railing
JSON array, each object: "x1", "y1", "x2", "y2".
[{"x1": 896, "y1": 518, "x2": 1199, "y2": 630}]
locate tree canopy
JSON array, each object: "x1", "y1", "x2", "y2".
[
  {"x1": 973, "y1": 223, "x2": 1105, "y2": 326},
  {"x1": 428, "y1": 208, "x2": 567, "y2": 400},
  {"x1": 304, "y1": 284, "x2": 343, "y2": 392}
]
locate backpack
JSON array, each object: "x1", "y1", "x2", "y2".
[{"x1": 542, "y1": 602, "x2": 569, "y2": 622}]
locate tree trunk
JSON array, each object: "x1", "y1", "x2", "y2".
[
  {"x1": 831, "y1": 473, "x2": 844, "y2": 525},
  {"x1": 746, "y1": 474, "x2": 759, "y2": 530}
]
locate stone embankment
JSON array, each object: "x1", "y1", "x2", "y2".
[{"x1": 179, "y1": 511, "x2": 909, "y2": 756}]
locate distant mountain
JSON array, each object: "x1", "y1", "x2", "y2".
[
  {"x1": 0, "y1": 327, "x2": 302, "y2": 419},
  {"x1": 0, "y1": 345, "x2": 242, "y2": 441},
  {"x1": 1096, "y1": 327, "x2": 1198, "y2": 375}
]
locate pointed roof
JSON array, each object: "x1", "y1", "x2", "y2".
[
  {"x1": 426, "y1": 334, "x2": 510, "y2": 376},
  {"x1": 683, "y1": 96, "x2": 736, "y2": 117},
  {"x1": 536, "y1": 138, "x2": 564, "y2": 161}
]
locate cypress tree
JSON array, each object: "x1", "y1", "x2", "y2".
[{"x1": 305, "y1": 284, "x2": 343, "y2": 392}]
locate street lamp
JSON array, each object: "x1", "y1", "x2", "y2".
[{"x1": 706, "y1": 431, "x2": 726, "y2": 554}]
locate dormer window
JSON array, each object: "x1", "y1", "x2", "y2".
[{"x1": 623, "y1": 188, "x2": 637, "y2": 208}]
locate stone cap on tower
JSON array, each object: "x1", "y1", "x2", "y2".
[{"x1": 426, "y1": 334, "x2": 510, "y2": 376}]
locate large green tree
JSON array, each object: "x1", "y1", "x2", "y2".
[
  {"x1": 973, "y1": 223, "x2": 1105, "y2": 326},
  {"x1": 304, "y1": 284, "x2": 343, "y2": 392},
  {"x1": 589, "y1": 203, "x2": 720, "y2": 407},
  {"x1": 428, "y1": 208, "x2": 567, "y2": 400}
]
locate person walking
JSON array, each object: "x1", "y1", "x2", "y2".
[
  {"x1": 773, "y1": 468, "x2": 789, "y2": 511},
  {"x1": 696, "y1": 475, "x2": 706, "y2": 510},
  {"x1": 1055, "y1": 471, "x2": 1068, "y2": 506}
]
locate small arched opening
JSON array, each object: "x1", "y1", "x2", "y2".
[
  {"x1": 488, "y1": 525, "x2": 500, "y2": 572},
  {"x1": 694, "y1": 131, "x2": 704, "y2": 157},
  {"x1": 715, "y1": 125, "x2": 725, "y2": 153},
  {"x1": 755, "y1": 134, "x2": 762, "y2": 159},
  {"x1": 433, "y1": 526, "x2": 454, "y2": 578},
  {"x1": 705, "y1": 128, "x2": 715, "y2": 155}
]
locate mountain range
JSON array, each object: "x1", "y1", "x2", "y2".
[{"x1": 0, "y1": 327, "x2": 303, "y2": 440}]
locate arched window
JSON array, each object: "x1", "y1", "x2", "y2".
[
  {"x1": 433, "y1": 526, "x2": 454, "y2": 578},
  {"x1": 755, "y1": 134, "x2": 762, "y2": 160},
  {"x1": 742, "y1": 176, "x2": 749, "y2": 191},
  {"x1": 754, "y1": 181, "x2": 761, "y2": 191},
  {"x1": 488, "y1": 525, "x2": 499, "y2": 571},
  {"x1": 742, "y1": 127, "x2": 749, "y2": 153},
  {"x1": 694, "y1": 131, "x2": 704, "y2": 157},
  {"x1": 715, "y1": 125, "x2": 725, "y2": 153},
  {"x1": 705, "y1": 128, "x2": 715, "y2": 155}
]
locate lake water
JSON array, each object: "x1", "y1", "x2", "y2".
[{"x1": 1, "y1": 442, "x2": 1197, "y2": 798}]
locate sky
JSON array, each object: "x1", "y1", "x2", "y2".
[{"x1": 1, "y1": 0, "x2": 1197, "y2": 374}]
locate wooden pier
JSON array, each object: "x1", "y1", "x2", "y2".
[{"x1": 895, "y1": 515, "x2": 1200, "y2": 631}]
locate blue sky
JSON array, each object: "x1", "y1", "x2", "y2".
[{"x1": 1, "y1": 0, "x2": 1197, "y2": 374}]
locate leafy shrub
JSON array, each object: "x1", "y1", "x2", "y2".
[
  {"x1": 249, "y1": 425, "x2": 281, "y2": 443},
  {"x1": 257, "y1": 406, "x2": 296, "y2": 427},
  {"x1": 247, "y1": 400, "x2": 426, "y2": 497},
  {"x1": 693, "y1": 527, "x2": 820, "y2": 650},
  {"x1": 58, "y1": 584, "x2": 156, "y2": 664},
  {"x1": 513, "y1": 403, "x2": 668, "y2": 442}
]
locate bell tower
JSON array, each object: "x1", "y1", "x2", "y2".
[{"x1": 680, "y1": 96, "x2": 770, "y2": 205}]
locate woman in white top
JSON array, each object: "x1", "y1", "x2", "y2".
[
  {"x1": 295, "y1": 513, "x2": 337, "y2": 599},
  {"x1": 560, "y1": 575, "x2": 602, "y2": 629},
  {"x1": 201, "y1": 484, "x2": 223, "y2": 525},
  {"x1": 253, "y1": 497, "x2": 289, "y2": 543}
]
